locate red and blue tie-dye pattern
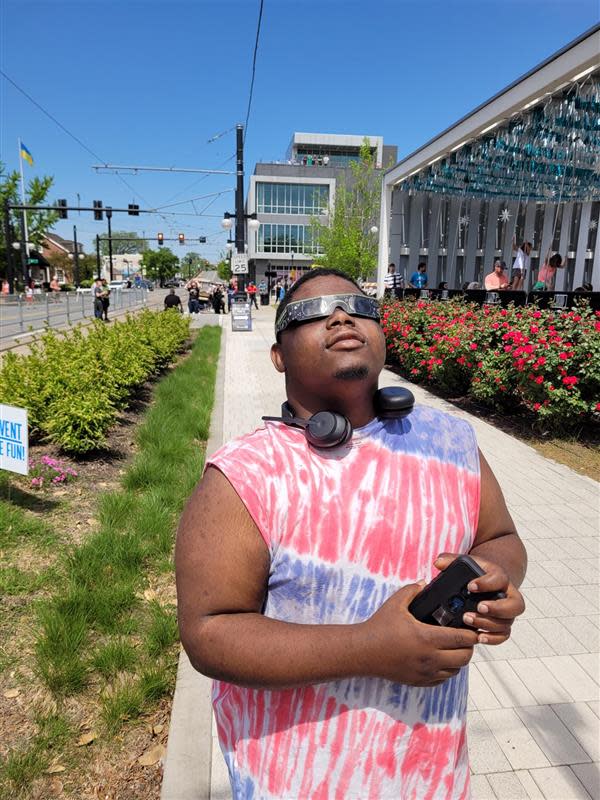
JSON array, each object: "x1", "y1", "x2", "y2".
[{"x1": 207, "y1": 405, "x2": 480, "y2": 799}]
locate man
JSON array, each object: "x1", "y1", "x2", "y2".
[
  {"x1": 484, "y1": 260, "x2": 510, "y2": 290},
  {"x1": 176, "y1": 268, "x2": 526, "y2": 799},
  {"x1": 384, "y1": 262, "x2": 404, "y2": 298},
  {"x1": 247, "y1": 280, "x2": 259, "y2": 310},
  {"x1": 409, "y1": 261, "x2": 428, "y2": 289},
  {"x1": 93, "y1": 278, "x2": 104, "y2": 320},
  {"x1": 100, "y1": 278, "x2": 111, "y2": 321},
  {"x1": 187, "y1": 281, "x2": 200, "y2": 314},
  {"x1": 164, "y1": 287, "x2": 183, "y2": 313}
]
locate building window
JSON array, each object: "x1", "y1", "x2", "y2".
[
  {"x1": 256, "y1": 183, "x2": 329, "y2": 215},
  {"x1": 257, "y1": 224, "x2": 323, "y2": 254}
]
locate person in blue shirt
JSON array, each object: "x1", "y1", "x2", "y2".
[{"x1": 409, "y1": 262, "x2": 428, "y2": 289}]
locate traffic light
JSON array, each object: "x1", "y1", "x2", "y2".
[
  {"x1": 157, "y1": 233, "x2": 164, "y2": 246},
  {"x1": 178, "y1": 233, "x2": 185, "y2": 245},
  {"x1": 57, "y1": 199, "x2": 68, "y2": 219},
  {"x1": 199, "y1": 236, "x2": 206, "y2": 243},
  {"x1": 93, "y1": 200, "x2": 103, "y2": 220},
  {"x1": 128, "y1": 204, "x2": 140, "y2": 216}
]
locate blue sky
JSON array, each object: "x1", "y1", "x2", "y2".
[{"x1": 1, "y1": 0, "x2": 598, "y2": 261}]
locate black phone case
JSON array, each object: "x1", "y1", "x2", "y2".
[{"x1": 408, "y1": 555, "x2": 506, "y2": 628}]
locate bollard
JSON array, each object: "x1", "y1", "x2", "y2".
[
  {"x1": 45, "y1": 293, "x2": 50, "y2": 326},
  {"x1": 66, "y1": 292, "x2": 71, "y2": 324},
  {"x1": 18, "y1": 295, "x2": 24, "y2": 333},
  {"x1": 80, "y1": 291, "x2": 85, "y2": 318}
]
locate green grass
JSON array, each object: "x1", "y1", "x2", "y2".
[
  {"x1": 0, "y1": 499, "x2": 58, "y2": 551},
  {"x1": 0, "y1": 712, "x2": 73, "y2": 797},
  {"x1": 0, "y1": 565, "x2": 56, "y2": 595},
  {"x1": 33, "y1": 326, "x2": 221, "y2": 710},
  {"x1": 92, "y1": 638, "x2": 138, "y2": 679},
  {"x1": 145, "y1": 601, "x2": 179, "y2": 658}
]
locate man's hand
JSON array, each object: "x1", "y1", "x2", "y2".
[
  {"x1": 434, "y1": 553, "x2": 526, "y2": 646},
  {"x1": 359, "y1": 581, "x2": 478, "y2": 687}
]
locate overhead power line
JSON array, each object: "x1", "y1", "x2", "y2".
[
  {"x1": 244, "y1": 0, "x2": 265, "y2": 142},
  {"x1": 0, "y1": 69, "x2": 167, "y2": 222}
]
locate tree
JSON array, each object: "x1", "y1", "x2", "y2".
[
  {"x1": 140, "y1": 247, "x2": 179, "y2": 286},
  {"x1": 310, "y1": 139, "x2": 381, "y2": 281},
  {"x1": 98, "y1": 230, "x2": 148, "y2": 256},
  {"x1": 0, "y1": 162, "x2": 58, "y2": 279},
  {"x1": 216, "y1": 253, "x2": 232, "y2": 283},
  {"x1": 181, "y1": 251, "x2": 211, "y2": 279}
]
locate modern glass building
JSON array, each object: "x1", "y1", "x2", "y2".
[
  {"x1": 248, "y1": 133, "x2": 397, "y2": 284},
  {"x1": 377, "y1": 25, "x2": 600, "y2": 295}
]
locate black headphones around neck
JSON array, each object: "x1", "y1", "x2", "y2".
[{"x1": 262, "y1": 386, "x2": 415, "y2": 449}]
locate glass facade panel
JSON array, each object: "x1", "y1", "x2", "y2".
[
  {"x1": 256, "y1": 183, "x2": 329, "y2": 215},
  {"x1": 257, "y1": 224, "x2": 323, "y2": 254}
]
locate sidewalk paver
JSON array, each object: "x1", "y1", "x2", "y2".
[{"x1": 162, "y1": 305, "x2": 599, "y2": 800}]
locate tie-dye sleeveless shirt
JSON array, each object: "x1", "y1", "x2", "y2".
[{"x1": 207, "y1": 405, "x2": 480, "y2": 800}]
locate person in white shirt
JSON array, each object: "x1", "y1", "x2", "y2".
[
  {"x1": 384, "y1": 263, "x2": 404, "y2": 298},
  {"x1": 511, "y1": 241, "x2": 531, "y2": 291}
]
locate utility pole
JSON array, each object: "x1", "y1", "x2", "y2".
[
  {"x1": 72, "y1": 224, "x2": 81, "y2": 288},
  {"x1": 2, "y1": 200, "x2": 15, "y2": 293},
  {"x1": 235, "y1": 123, "x2": 246, "y2": 292},
  {"x1": 106, "y1": 207, "x2": 114, "y2": 280},
  {"x1": 96, "y1": 234, "x2": 101, "y2": 280},
  {"x1": 19, "y1": 210, "x2": 28, "y2": 286}
]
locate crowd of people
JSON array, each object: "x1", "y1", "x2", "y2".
[
  {"x1": 166, "y1": 277, "x2": 296, "y2": 315},
  {"x1": 384, "y1": 241, "x2": 594, "y2": 297}
]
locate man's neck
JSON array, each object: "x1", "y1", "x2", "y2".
[{"x1": 286, "y1": 383, "x2": 378, "y2": 429}]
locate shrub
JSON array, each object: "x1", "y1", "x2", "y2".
[
  {"x1": 0, "y1": 311, "x2": 190, "y2": 454},
  {"x1": 382, "y1": 298, "x2": 600, "y2": 430}
]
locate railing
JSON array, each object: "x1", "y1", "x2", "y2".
[{"x1": 0, "y1": 288, "x2": 148, "y2": 341}]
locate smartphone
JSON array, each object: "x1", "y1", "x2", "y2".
[{"x1": 408, "y1": 555, "x2": 506, "y2": 628}]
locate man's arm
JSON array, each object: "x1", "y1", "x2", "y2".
[
  {"x1": 176, "y1": 466, "x2": 479, "y2": 690},
  {"x1": 435, "y1": 449, "x2": 527, "y2": 645}
]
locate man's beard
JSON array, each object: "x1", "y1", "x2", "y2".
[{"x1": 333, "y1": 365, "x2": 369, "y2": 380}]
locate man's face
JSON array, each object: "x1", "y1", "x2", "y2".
[
  {"x1": 494, "y1": 263, "x2": 503, "y2": 274},
  {"x1": 419, "y1": 265, "x2": 426, "y2": 273},
  {"x1": 271, "y1": 275, "x2": 386, "y2": 395}
]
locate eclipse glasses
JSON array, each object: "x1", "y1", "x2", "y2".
[{"x1": 275, "y1": 293, "x2": 380, "y2": 336}]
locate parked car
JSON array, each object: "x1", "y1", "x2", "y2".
[
  {"x1": 163, "y1": 279, "x2": 181, "y2": 288},
  {"x1": 108, "y1": 280, "x2": 127, "y2": 292}
]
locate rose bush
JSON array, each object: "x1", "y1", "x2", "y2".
[{"x1": 382, "y1": 298, "x2": 600, "y2": 430}]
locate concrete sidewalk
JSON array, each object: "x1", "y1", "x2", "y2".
[{"x1": 162, "y1": 305, "x2": 599, "y2": 800}]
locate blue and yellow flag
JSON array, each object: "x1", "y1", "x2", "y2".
[{"x1": 20, "y1": 143, "x2": 34, "y2": 166}]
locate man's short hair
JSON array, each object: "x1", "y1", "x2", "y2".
[
  {"x1": 275, "y1": 268, "x2": 363, "y2": 341},
  {"x1": 418, "y1": 262, "x2": 426, "y2": 269}
]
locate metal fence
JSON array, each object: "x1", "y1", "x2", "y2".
[{"x1": 0, "y1": 288, "x2": 148, "y2": 340}]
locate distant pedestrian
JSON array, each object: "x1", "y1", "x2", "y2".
[
  {"x1": 187, "y1": 281, "x2": 200, "y2": 314},
  {"x1": 2, "y1": 279, "x2": 9, "y2": 296},
  {"x1": 409, "y1": 262, "x2": 428, "y2": 289},
  {"x1": 534, "y1": 250, "x2": 564, "y2": 291},
  {"x1": 247, "y1": 281, "x2": 259, "y2": 310},
  {"x1": 93, "y1": 278, "x2": 104, "y2": 319},
  {"x1": 164, "y1": 287, "x2": 183, "y2": 313},
  {"x1": 211, "y1": 286, "x2": 225, "y2": 314},
  {"x1": 511, "y1": 241, "x2": 531, "y2": 291},
  {"x1": 101, "y1": 278, "x2": 111, "y2": 321},
  {"x1": 50, "y1": 275, "x2": 61, "y2": 301},
  {"x1": 227, "y1": 282, "x2": 236, "y2": 313},
  {"x1": 384, "y1": 263, "x2": 404, "y2": 298}
]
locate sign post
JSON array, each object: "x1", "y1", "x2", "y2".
[{"x1": 0, "y1": 404, "x2": 29, "y2": 476}]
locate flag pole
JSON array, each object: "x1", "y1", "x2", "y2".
[{"x1": 18, "y1": 137, "x2": 30, "y2": 257}]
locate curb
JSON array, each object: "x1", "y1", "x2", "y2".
[{"x1": 161, "y1": 320, "x2": 227, "y2": 800}]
